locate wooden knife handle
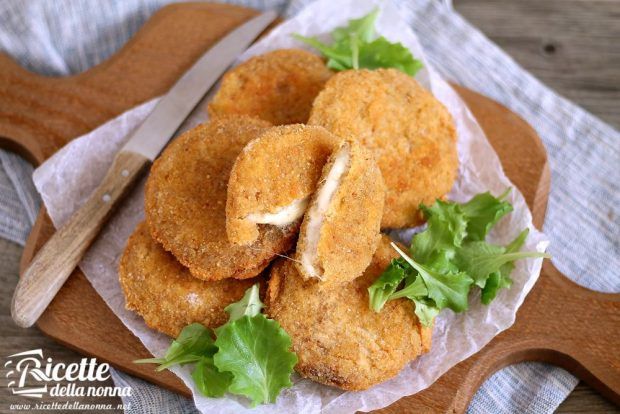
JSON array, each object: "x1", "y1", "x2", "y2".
[{"x1": 11, "y1": 151, "x2": 149, "y2": 328}]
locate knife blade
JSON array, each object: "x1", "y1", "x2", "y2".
[
  {"x1": 123, "y1": 10, "x2": 277, "y2": 160},
  {"x1": 11, "y1": 10, "x2": 278, "y2": 328}
]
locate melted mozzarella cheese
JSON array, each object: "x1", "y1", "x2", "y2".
[
  {"x1": 246, "y1": 197, "x2": 309, "y2": 226},
  {"x1": 300, "y1": 143, "x2": 350, "y2": 278}
]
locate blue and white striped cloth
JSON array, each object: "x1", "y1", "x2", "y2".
[{"x1": 1, "y1": 0, "x2": 617, "y2": 413}]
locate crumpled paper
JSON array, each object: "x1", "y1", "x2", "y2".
[{"x1": 32, "y1": 0, "x2": 549, "y2": 412}]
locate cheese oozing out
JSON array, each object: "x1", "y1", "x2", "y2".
[
  {"x1": 300, "y1": 143, "x2": 351, "y2": 279},
  {"x1": 246, "y1": 197, "x2": 309, "y2": 226}
]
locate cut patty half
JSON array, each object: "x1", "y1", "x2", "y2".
[
  {"x1": 309, "y1": 68, "x2": 458, "y2": 228},
  {"x1": 295, "y1": 140, "x2": 385, "y2": 285},
  {"x1": 208, "y1": 49, "x2": 333, "y2": 125},
  {"x1": 226, "y1": 124, "x2": 340, "y2": 246},
  {"x1": 145, "y1": 116, "x2": 297, "y2": 281},
  {"x1": 119, "y1": 222, "x2": 259, "y2": 337},
  {"x1": 266, "y1": 236, "x2": 432, "y2": 391},
  {"x1": 227, "y1": 124, "x2": 385, "y2": 285}
]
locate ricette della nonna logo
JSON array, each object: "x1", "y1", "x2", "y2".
[{"x1": 5, "y1": 349, "x2": 132, "y2": 399}]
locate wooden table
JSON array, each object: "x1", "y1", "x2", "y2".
[{"x1": 0, "y1": 1, "x2": 618, "y2": 412}]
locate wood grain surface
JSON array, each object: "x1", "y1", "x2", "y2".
[
  {"x1": 12, "y1": 151, "x2": 149, "y2": 328},
  {"x1": 456, "y1": 0, "x2": 620, "y2": 130},
  {"x1": 455, "y1": 2, "x2": 620, "y2": 411},
  {"x1": 0, "y1": 1, "x2": 617, "y2": 411},
  {"x1": 0, "y1": 238, "x2": 123, "y2": 412}
]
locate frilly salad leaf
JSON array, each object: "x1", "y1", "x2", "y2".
[
  {"x1": 412, "y1": 200, "x2": 468, "y2": 263},
  {"x1": 460, "y1": 189, "x2": 513, "y2": 241},
  {"x1": 293, "y1": 8, "x2": 423, "y2": 76},
  {"x1": 392, "y1": 243, "x2": 473, "y2": 312},
  {"x1": 480, "y1": 228, "x2": 529, "y2": 304},
  {"x1": 389, "y1": 271, "x2": 428, "y2": 301},
  {"x1": 224, "y1": 283, "x2": 264, "y2": 321},
  {"x1": 454, "y1": 231, "x2": 548, "y2": 290},
  {"x1": 214, "y1": 315, "x2": 298, "y2": 406},
  {"x1": 134, "y1": 323, "x2": 216, "y2": 371},
  {"x1": 411, "y1": 297, "x2": 441, "y2": 327},
  {"x1": 368, "y1": 190, "x2": 550, "y2": 326},
  {"x1": 135, "y1": 284, "x2": 297, "y2": 406},
  {"x1": 192, "y1": 356, "x2": 233, "y2": 398},
  {"x1": 367, "y1": 258, "x2": 408, "y2": 312}
]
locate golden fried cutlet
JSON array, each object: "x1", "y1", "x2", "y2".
[
  {"x1": 309, "y1": 68, "x2": 458, "y2": 228},
  {"x1": 145, "y1": 116, "x2": 297, "y2": 281},
  {"x1": 208, "y1": 49, "x2": 333, "y2": 125},
  {"x1": 227, "y1": 124, "x2": 384, "y2": 284},
  {"x1": 294, "y1": 140, "x2": 385, "y2": 285},
  {"x1": 119, "y1": 222, "x2": 259, "y2": 337},
  {"x1": 226, "y1": 124, "x2": 339, "y2": 246},
  {"x1": 266, "y1": 236, "x2": 432, "y2": 391}
]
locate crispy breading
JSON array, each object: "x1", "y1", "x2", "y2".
[
  {"x1": 226, "y1": 124, "x2": 384, "y2": 284},
  {"x1": 295, "y1": 140, "x2": 385, "y2": 285},
  {"x1": 309, "y1": 68, "x2": 458, "y2": 228},
  {"x1": 119, "y1": 222, "x2": 259, "y2": 337},
  {"x1": 208, "y1": 49, "x2": 333, "y2": 125},
  {"x1": 226, "y1": 124, "x2": 339, "y2": 245},
  {"x1": 145, "y1": 116, "x2": 297, "y2": 281},
  {"x1": 266, "y1": 236, "x2": 432, "y2": 391}
]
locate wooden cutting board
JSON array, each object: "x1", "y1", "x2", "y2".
[{"x1": 1, "y1": 3, "x2": 618, "y2": 412}]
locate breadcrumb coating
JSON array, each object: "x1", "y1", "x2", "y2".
[
  {"x1": 209, "y1": 49, "x2": 333, "y2": 125},
  {"x1": 119, "y1": 222, "x2": 259, "y2": 337},
  {"x1": 226, "y1": 124, "x2": 339, "y2": 245},
  {"x1": 309, "y1": 68, "x2": 458, "y2": 228},
  {"x1": 145, "y1": 116, "x2": 297, "y2": 281},
  {"x1": 227, "y1": 124, "x2": 385, "y2": 285},
  {"x1": 295, "y1": 140, "x2": 385, "y2": 285},
  {"x1": 267, "y1": 236, "x2": 432, "y2": 391}
]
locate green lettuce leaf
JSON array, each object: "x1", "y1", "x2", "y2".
[
  {"x1": 135, "y1": 284, "x2": 298, "y2": 405},
  {"x1": 390, "y1": 273, "x2": 439, "y2": 326},
  {"x1": 134, "y1": 323, "x2": 216, "y2": 371},
  {"x1": 392, "y1": 243, "x2": 473, "y2": 312},
  {"x1": 368, "y1": 258, "x2": 408, "y2": 312},
  {"x1": 411, "y1": 297, "x2": 440, "y2": 327},
  {"x1": 412, "y1": 200, "x2": 467, "y2": 263},
  {"x1": 454, "y1": 239, "x2": 549, "y2": 289},
  {"x1": 357, "y1": 37, "x2": 424, "y2": 75},
  {"x1": 480, "y1": 271, "x2": 502, "y2": 305},
  {"x1": 293, "y1": 8, "x2": 423, "y2": 76},
  {"x1": 499, "y1": 228, "x2": 530, "y2": 280},
  {"x1": 224, "y1": 283, "x2": 264, "y2": 321},
  {"x1": 214, "y1": 315, "x2": 298, "y2": 406},
  {"x1": 461, "y1": 189, "x2": 513, "y2": 241},
  {"x1": 453, "y1": 241, "x2": 506, "y2": 288},
  {"x1": 367, "y1": 191, "x2": 550, "y2": 326},
  {"x1": 389, "y1": 273, "x2": 428, "y2": 300},
  {"x1": 332, "y1": 7, "x2": 377, "y2": 43},
  {"x1": 480, "y1": 228, "x2": 529, "y2": 304},
  {"x1": 192, "y1": 357, "x2": 233, "y2": 398}
]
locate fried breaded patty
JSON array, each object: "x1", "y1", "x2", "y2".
[
  {"x1": 226, "y1": 124, "x2": 339, "y2": 245},
  {"x1": 266, "y1": 236, "x2": 432, "y2": 391},
  {"x1": 295, "y1": 140, "x2": 385, "y2": 285},
  {"x1": 119, "y1": 222, "x2": 258, "y2": 337},
  {"x1": 309, "y1": 68, "x2": 458, "y2": 228},
  {"x1": 145, "y1": 116, "x2": 297, "y2": 281},
  {"x1": 227, "y1": 124, "x2": 385, "y2": 284},
  {"x1": 208, "y1": 49, "x2": 333, "y2": 125}
]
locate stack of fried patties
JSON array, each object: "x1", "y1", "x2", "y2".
[{"x1": 119, "y1": 49, "x2": 457, "y2": 391}]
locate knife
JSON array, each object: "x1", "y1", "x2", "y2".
[{"x1": 11, "y1": 10, "x2": 278, "y2": 328}]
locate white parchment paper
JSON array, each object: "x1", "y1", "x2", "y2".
[{"x1": 33, "y1": 0, "x2": 549, "y2": 412}]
